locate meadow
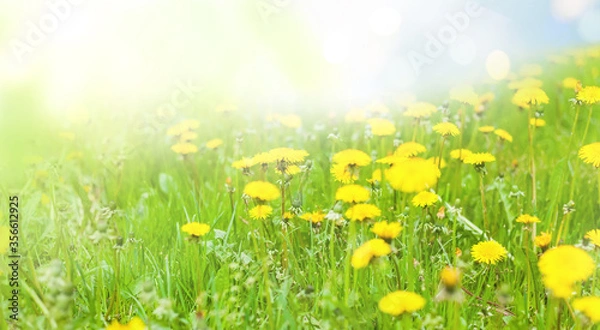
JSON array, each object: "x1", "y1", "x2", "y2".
[{"x1": 1, "y1": 46, "x2": 600, "y2": 329}]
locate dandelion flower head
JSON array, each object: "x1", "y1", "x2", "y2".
[
  {"x1": 335, "y1": 185, "x2": 370, "y2": 203},
  {"x1": 378, "y1": 291, "x2": 426, "y2": 316},
  {"x1": 385, "y1": 158, "x2": 441, "y2": 193},
  {"x1": 412, "y1": 191, "x2": 439, "y2": 208},
  {"x1": 433, "y1": 122, "x2": 460, "y2": 137},
  {"x1": 579, "y1": 142, "x2": 600, "y2": 167},
  {"x1": 538, "y1": 245, "x2": 595, "y2": 298},
  {"x1": 243, "y1": 181, "x2": 280, "y2": 201},
  {"x1": 471, "y1": 240, "x2": 507, "y2": 265},
  {"x1": 371, "y1": 221, "x2": 403, "y2": 240},
  {"x1": 345, "y1": 203, "x2": 382, "y2": 221}
]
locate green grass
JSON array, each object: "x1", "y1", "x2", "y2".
[{"x1": 0, "y1": 49, "x2": 599, "y2": 329}]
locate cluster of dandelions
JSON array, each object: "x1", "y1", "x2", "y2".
[
  {"x1": 167, "y1": 119, "x2": 223, "y2": 156},
  {"x1": 153, "y1": 47, "x2": 600, "y2": 327}
]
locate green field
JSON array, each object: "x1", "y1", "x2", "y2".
[{"x1": 1, "y1": 47, "x2": 600, "y2": 329}]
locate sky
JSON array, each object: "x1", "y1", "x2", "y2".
[{"x1": 0, "y1": 0, "x2": 599, "y2": 116}]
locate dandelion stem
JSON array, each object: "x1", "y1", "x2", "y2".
[
  {"x1": 392, "y1": 257, "x2": 402, "y2": 289},
  {"x1": 527, "y1": 106, "x2": 537, "y2": 212},
  {"x1": 555, "y1": 213, "x2": 568, "y2": 246},
  {"x1": 329, "y1": 220, "x2": 337, "y2": 294},
  {"x1": 412, "y1": 118, "x2": 420, "y2": 142},
  {"x1": 523, "y1": 230, "x2": 533, "y2": 314},
  {"x1": 567, "y1": 105, "x2": 581, "y2": 152},
  {"x1": 280, "y1": 180, "x2": 288, "y2": 271},
  {"x1": 436, "y1": 137, "x2": 446, "y2": 192},
  {"x1": 580, "y1": 105, "x2": 593, "y2": 146},
  {"x1": 344, "y1": 221, "x2": 357, "y2": 303},
  {"x1": 479, "y1": 173, "x2": 488, "y2": 233},
  {"x1": 597, "y1": 170, "x2": 600, "y2": 205}
]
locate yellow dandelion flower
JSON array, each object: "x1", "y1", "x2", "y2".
[
  {"x1": 368, "y1": 238, "x2": 392, "y2": 256},
  {"x1": 232, "y1": 157, "x2": 256, "y2": 169},
  {"x1": 300, "y1": 211, "x2": 325, "y2": 224},
  {"x1": 330, "y1": 163, "x2": 360, "y2": 183},
  {"x1": 427, "y1": 157, "x2": 447, "y2": 169},
  {"x1": 276, "y1": 114, "x2": 302, "y2": 128},
  {"x1": 573, "y1": 296, "x2": 600, "y2": 324},
  {"x1": 385, "y1": 158, "x2": 441, "y2": 193},
  {"x1": 538, "y1": 245, "x2": 595, "y2": 298},
  {"x1": 529, "y1": 118, "x2": 546, "y2": 127},
  {"x1": 534, "y1": 232, "x2": 552, "y2": 249},
  {"x1": 471, "y1": 240, "x2": 507, "y2": 265},
  {"x1": 508, "y1": 77, "x2": 543, "y2": 90},
  {"x1": 181, "y1": 222, "x2": 210, "y2": 237},
  {"x1": 464, "y1": 152, "x2": 496, "y2": 165},
  {"x1": 243, "y1": 181, "x2": 280, "y2": 201},
  {"x1": 433, "y1": 122, "x2": 460, "y2": 137},
  {"x1": 332, "y1": 149, "x2": 371, "y2": 167},
  {"x1": 404, "y1": 102, "x2": 438, "y2": 118},
  {"x1": 378, "y1": 291, "x2": 426, "y2": 316},
  {"x1": 206, "y1": 139, "x2": 223, "y2": 149},
  {"x1": 368, "y1": 118, "x2": 396, "y2": 136},
  {"x1": 411, "y1": 191, "x2": 439, "y2": 208},
  {"x1": 283, "y1": 212, "x2": 294, "y2": 221},
  {"x1": 394, "y1": 142, "x2": 427, "y2": 157},
  {"x1": 450, "y1": 85, "x2": 478, "y2": 106},
  {"x1": 351, "y1": 244, "x2": 373, "y2": 269},
  {"x1": 335, "y1": 185, "x2": 370, "y2": 203},
  {"x1": 584, "y1": 229, "x2": 600, "y2": 247},
  {"x1": 576, "y1": 86, "x2": 600, "y2": 104},
  {"x1": 252, "y1": 152, "x2": 275, "y2": 165},
  {"x1": 351, "y1": 239, "x2": 392, "y2": 269},
  {"x1": 345, "y1": 203, "x2": 381, "y2": 221},
  {"x1": 579, "y1": 142, "x2": 600, "y2": 168},
  {"x1": 268, "y1": 148, "x2": 309, "y2": 163},
  {"x1": 440, "y1": 266, "x2": 461, "y2": 289},
  {"x1": 512, "y1": 87, "x2": 549, "y2": 107},
  {"x1": 171, "y1": 142, "x2": 198, "y2": 155},
  {"x1": 371, "y1": 221, "x2": 403, "y2": 240},
  {"x1": 450, "y1": 149, "x2": 473, "y2": 161},
  {"x1": 478, "y1": 126, "x2": 495, "y2": 133},
  {"x1": 106, "y1": 316, "x2": 146, "y2": 330},
  {"x1": 367, "y1": 169, "x2": 382, "y2": 184},
  {"x1": 516, "y1": 214, "x2": 541, "y2": 224},
  {"x1": 249, "y1": 205, "x2": 273, "y2": 220},
  {"x1": 345, "y1": 108, "x2": 366, "y2": 123},
  {"x1": 562, "y1": 77, "x2": 580, "y2": 90},
  {"x1": 494, "y1": 129, "x2": 513, "y2": 142}
]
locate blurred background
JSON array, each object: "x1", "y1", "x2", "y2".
[{"x1": 1, "y1": 0, "x2": 599, "y2": 186}]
